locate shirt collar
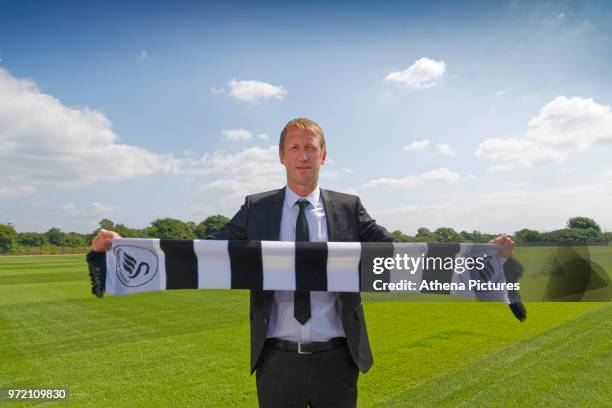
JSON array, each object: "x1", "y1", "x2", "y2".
[{"x1": 284, "y1": 184, "x2": 320, "y2": 209}]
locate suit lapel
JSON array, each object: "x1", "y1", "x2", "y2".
[
  {"x1": 321, "y1": 188, "x2": 337, "y2": 242},
  {"x1": 261, "y1": 188, "x2": 285, "y2": 308},
  {"x1": 321, "y1": 189, "x2": 354, "y2": 315},
  {"x1": 268, "y1": 187, "x2": 285, "y2": 240}
]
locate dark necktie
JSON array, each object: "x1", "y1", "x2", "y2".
[{"x1": 294, "y1": 199, "x2": 311, "y2": 324}]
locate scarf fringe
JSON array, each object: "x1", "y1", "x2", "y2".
[{"x1": 86, "y1": 250, "x2": 106, "y2": 298}]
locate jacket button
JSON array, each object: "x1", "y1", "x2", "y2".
[{"x1": 264, "y1": 318, "x2": 268, "y2": 326}]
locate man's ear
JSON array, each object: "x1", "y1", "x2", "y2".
[
  {"x1": 279, "y1": 149, "x2": 286, "y2": 165},
  {"x1": 321, "y1": 148, "x2": 327, "y2": 165}
]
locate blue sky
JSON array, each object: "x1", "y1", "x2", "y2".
[{"x1": 1, "y1": 0, "x2": 612, "y2": 234}]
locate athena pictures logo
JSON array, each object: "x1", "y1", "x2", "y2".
[{"x1": 114, "y1": 245, "x2": 159, "y2": 287}]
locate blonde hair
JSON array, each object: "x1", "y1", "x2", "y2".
[{"x1": 279, "y1": 118, "x2": 326, "y2": 151}]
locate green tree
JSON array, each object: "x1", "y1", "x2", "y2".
[
  {"x1": 472, "y1": 231, "x2": 485, "y2": 242},
  {"x1": 98, "y1": 218, "x2": 115, "y2": 231},
  {"x1": 46, "y1": 227, "x2": 65, "y2": 246},
  {"x1": 82, "y1": 233, "x2": 95, "y2": 247},
  {"x1": 194, "y1": 215, "x2": 229, "y2": 239},
  {"x1": 149, "y1": 218, "x2": 196, "y2": 240},
  {"x1": 186, "y1": 221, "x2": 198, "y2": 235},
  {"x1": 460, "y1": 230, "x2": 485, "y2": 243},
  {"x1": 64, "y1": 232, "x2": 86, "y2": 247},
  {"x1": 542, "y1": 228, "x2": 606, "y2": 245},
  {"x1": 114, "y1": 224, "x2": 147, "y2": 238},
  {"x1": 516, "y1": 228, "x2": 542, "y2": 244},
  {"x1": 94, "y1": 219, "x2": 147, "y2": 238},
  {"x1": 480, "y1": 233, "x2": 496, "y2": 243},
  {"x1": 567, "y1": 217, "x2": 601, "y2": 232},
  {"x1": 144, "y1": 226, "x2": 157, "y2": 238},
  {"x1": 415, "y1": 227, "x2": 434, "y2": 242},
  {"x1": 391, "y1": 230, "x2": 412, "y2": 242},
  {"x1": 434, "y1": 227, "x2": 463, "y2": 242},
  {"x1": 0, "y1": 224, "x2": 17, "y2": 253},
  {"x1": 17, "y1": 232, "x2": 45, "y2": 247}
]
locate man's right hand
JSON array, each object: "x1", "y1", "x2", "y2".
[{"x1": 91, "y1": 229, "x2": 121, "y2": 252}]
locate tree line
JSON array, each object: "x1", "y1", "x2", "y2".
[
  {"x1": 391, "y1": 217, "x2": 611, "y2": 245},
  {"x1": 0, "y1": 215, "x2": 609, "y2": 255},
  {"x1": 0, "y1": 215, "x2": 230, "y2": 254}
]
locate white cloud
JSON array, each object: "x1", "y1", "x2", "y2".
[
  {"x1": 186, "y1": 146, "x2": 280, "y2": 177},
  {"x1": 488, "y1": 164, "x2": 517, "y2": 172},
  {"x1": 137, "y1": 50, "x2": 147, "y2": 62},
  {"x1": 59, "y1": 201, "x2": 78, "y2": 215},
  {"x1": 362, "y1": 168, "x2": 461, "y2": 188},
  {"x1": 184, "y1": 146, "x2": 285, "y2": 210},
  {"x1": 55, "y1": 201, "x2": 117, "y2": 219},
  {"x1": 384, "y1": 57, "x2": 446, "y2": 89},
  {"x1": 548, "y1": 11, "x2": 594, "y2": 37},
  {"x1": 475, "y1": 96, "x2": 612, "y2": 170},
  {"x1": 404, "y1": 140, "x2": 431, "y2": 152},
  {"x1": 220, "y1": 129, "x2": 270, "y2": 143},
  {"x1": 495, "y1": 90, "x2": 506, "y2": 96},
  {"x1": 91, "y1": 202, "x2": 116, "y2": 214},
  {"x1": 321, "y1": 167, "x2": 354, "y2": 179},
  {"x1": 227, "y1": 79, "x2": 287, "y2": 102},
  {"x1": 404, "y1": 140, "x2": 455, "y2": 156},
  {"x1": 436, "y1": 143, "x2": 456, "y2": 156},
  {"x1": 0, "y1": 185, "x2": 36, "y2": 198},
  {"x1": 0, "y1": 68, "x2": 180, "y2": 189},
  {"x1": 210, "y1": 87, "x2": 225, "y2": 94},
  {"x1": 222, "y1": 128, "x2": 253, "y2": 141}
]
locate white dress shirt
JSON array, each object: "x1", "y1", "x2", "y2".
[{"x1": 266, "y1": 185, "x2": 346, "y2": 342}]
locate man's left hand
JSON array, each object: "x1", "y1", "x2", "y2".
[{"x1": 488, "y1": 235, "x2": 515, "y2": 258}]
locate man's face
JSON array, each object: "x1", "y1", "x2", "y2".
[{"x1": 279, "y1": 127, "x2": 326, "y2": 191}]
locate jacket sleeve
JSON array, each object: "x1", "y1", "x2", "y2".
[
  {"x1": 207, "y1": 197, "x2": 249, "y2": 240},
  {"x1": 356, "y1": 196, "x2": 396, "y2": 242}
]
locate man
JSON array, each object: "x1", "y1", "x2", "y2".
[{"x1": 91, "y1": 118, "x2": 515, "y2": 407}]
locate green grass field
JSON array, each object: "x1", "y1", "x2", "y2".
[{"x1": 1, "y1": 252, "x2": 610, "y2": 407}]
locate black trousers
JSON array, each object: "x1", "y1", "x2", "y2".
[{"x1": 256, "y1": 339, "x2": 359, "y2": 408}]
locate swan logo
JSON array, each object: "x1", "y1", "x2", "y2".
[{"x1": 114, "y1": 245, "x2": 159, "y2": 287}]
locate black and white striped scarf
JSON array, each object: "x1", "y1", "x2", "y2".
[{"x1": 86, "y1": 239, "x2": 526, "y2": 320}]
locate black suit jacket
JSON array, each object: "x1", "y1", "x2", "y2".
[{"x1": 210, "y1": 187, "x2": 394, "y2": 373}]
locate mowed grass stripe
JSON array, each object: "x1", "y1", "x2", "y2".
[
  {"x1": 0, "y1": 271, "x2": 84, "y2": 285},
  {"x1": 0, "y1": 256, "x2": 84, "y2": 274}
]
